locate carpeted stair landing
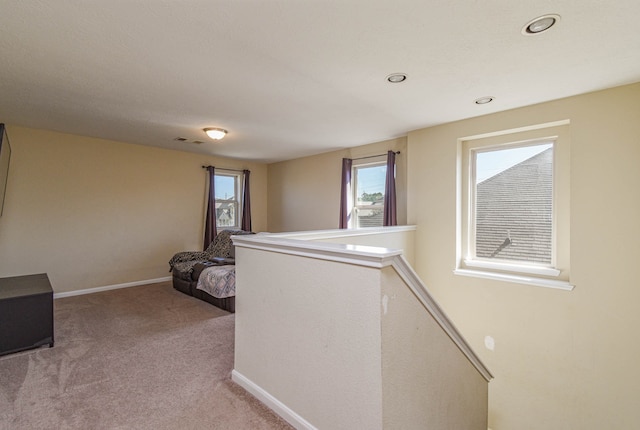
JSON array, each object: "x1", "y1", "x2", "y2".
[{"x1": 0, "y1": 281, "x2": 293, "y2": 430}]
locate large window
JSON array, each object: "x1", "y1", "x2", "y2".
[
  {"x1": 214, "y1": 171, "x2": 242, "y2": 229},
  {"x1": 352, "y1": 162, "x2": 386, "y2": 228},
  {"x1": 457, "y1": 123, "x2": 572, "y2": 289}
]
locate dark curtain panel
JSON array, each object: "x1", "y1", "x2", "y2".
[
  {"x1": 203, "y1": 166, "x2": 217, "y2": 250},
  {"x1": 339, "y1": 158, "x2": 353, "y2": 229},
  {"x1": 241, "y1": 169, "x2": 252, "y2": 232},
  {"x1": 383, "y1": 151, "x2": 398, "y2": 226}
]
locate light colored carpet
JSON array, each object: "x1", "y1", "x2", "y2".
[{"x1": 0, "y1": 281, "x2": 293, "y2": 430}]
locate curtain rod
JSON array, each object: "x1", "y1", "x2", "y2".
[
  {"x1": 350, "y1": 151, "x2": 400, "y2": 161},
  {"x1": 201, "y1": 165, "x2": 247, "y2": 173}
]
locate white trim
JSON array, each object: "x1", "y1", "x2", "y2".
[
  {"x1": 466, "y1": 140, "x2": 558, "y2": 273},
  {"x1": 459, "y1": 119, "x2": 570, "y2": 142},
  {"x1": 351, "y1": 161, "x2": 387, "y2": 228},
  {"x1": 233, "y1": 235, "x2": 402, "y2": 269},
  {"x1": 458, "y1": 122, "x2": 572, "y2": 289},
  {"x1": 463, "y1": 259, "x2": 561, "y2": 277},
  {"x1": 263, "y1": 225, "x2": 416, "y2": 241},
  {"x1": 392, "y1": 257, "x2": 493, "y2": 382},
  {"x1": 453, "y1": 268, "x2": 574, "y2": 291},
  {"x1": 232, "y1": 370, "x2": 318, "y2": 430},
  {"x1": 53, "y1": 276, "x2": 172, "y2": 299},
  {"x1": 214, "y1": 170, "x2": 243, "y2": 230}
]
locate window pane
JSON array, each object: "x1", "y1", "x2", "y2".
[
  {"x1": 356, "y1": 165, "x2": 386, "y2": 203},
  {"x1": 216, "y1": 202, "x2": 237, "y2": 227},
  {"x1": 214, "y1": 173, "x2": 240, "y2": 228},
  {"x1": 215, "y1": 175, "x2": 235, "y2": 200},
  {"x1": 355, "y1": 164, "x2": 386, "y2": 228},
  {"x1": 475, "y1": 143, "x2": 553, "y2": 264}
]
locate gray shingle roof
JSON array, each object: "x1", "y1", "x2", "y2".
[
  {"x1": 475, "y1": 148, "x2": 552, "y2": 264},
  {"x1": 358, "y1": 210, "x2": 383, "y2": 228}
]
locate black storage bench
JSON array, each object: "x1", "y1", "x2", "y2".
[{"x1": 0, "y1": 273, "x2": 54, "y2": 356}]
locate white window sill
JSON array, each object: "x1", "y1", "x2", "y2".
[
  {"x1": 453, "y1": 268, "x2": 574, "y2": 291},
  {"x1": 463, "y1": 259, "x2": 561, "y2": 277}
]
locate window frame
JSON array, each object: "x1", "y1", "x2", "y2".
[
  {"x1": 351, "y1": 160, "x2": 387, "y2": 229},
  {"x1": 455, "y1": 122, "x2": 573, "y2": 290},
  {"x1": 214, "y1": 170, "x2": 242, "y2": 230}
]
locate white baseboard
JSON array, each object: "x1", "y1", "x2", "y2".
[
  {"x1": 53, "y1": 276, "x2": 172, "y2": 299},
  {"x1": 231, "y1": 369, "x2": 317, "y2": 430}
]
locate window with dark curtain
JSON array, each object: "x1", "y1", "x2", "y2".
[
  {"x1": 203, "y1": 166, "x2": 217, "y2": 249},
  {"x1": 241, "y1": 169, "x2": 252, "y2": 231},
  {"x1": 383, "y1": 150, "x2": 397, "y2": 226},
  {"x1": 339, "y1": 158, "x2": 353, "y2": 228}
]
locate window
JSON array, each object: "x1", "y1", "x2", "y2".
[
  {"x1": 473, "y1": 142, "x2": 553, "y2": 265},
  {"x1": 214, "y1": 171, "x2": 242, "y2": 229},
  {"x1": 457, "y1": 123, "x2": 572, "y2": 290},
  {"x1": 352, "y1": 162, "x2": 386, "y2": 228}
]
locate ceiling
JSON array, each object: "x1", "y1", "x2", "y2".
[{"x1": 1, "y1": 1, "x2": 639, "y2": 163}]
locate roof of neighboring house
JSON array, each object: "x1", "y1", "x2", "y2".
[
  {"x1": 358, "y1": 209, "x2": 384, "y2": 228},
  {"x1": 475, "y1": 148, "x2": 553, "y2": 264}
]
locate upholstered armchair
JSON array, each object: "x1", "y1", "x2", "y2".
[
  {"x1": 169, "y1": 229, "x2": 252, "y2": 272},
  {"x1": 169, "y1": 229, "x2": 254, "y2": 310}
]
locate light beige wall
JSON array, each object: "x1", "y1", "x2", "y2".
[
  {"x1": 234, "y1": 236, "x2": 488, "y2": 429},
  {"x1": 0, "y1": 125, "x2": 267, "y2": 293},
  {"x1": 234, "y1": 246, "x2": 384, "y2": 429},
  {"x1": 381, "y1": 266, "x2": 488, "y2": 430},
  {"x1": 267, "y1": 137, "x2": 407, "y2": 232},
  {"x1": 407, "y1": 83, "x2": 640, "y2": 429}
]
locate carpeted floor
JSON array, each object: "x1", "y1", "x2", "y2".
[{"x1": 0, "y1": 281, "x2": 293, "y2": 430}]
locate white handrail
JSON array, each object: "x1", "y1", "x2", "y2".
[{"x1": 392, "y1": 256, "x2": 493, "y2": 382}]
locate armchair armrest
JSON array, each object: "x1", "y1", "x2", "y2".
[
  {"x1": 209, "y1": 257, "x2": 235, "y2": 265},
  {"x1": 192, "y1": 262, "x2": 213, "y2": 281}
]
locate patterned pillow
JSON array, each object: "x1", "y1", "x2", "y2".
[
  {"x1": 206, "y1": 230, "x2": 254, "y2": 259},
  {"x1": 169, "y1": 251, "x2": 208, "y2": 271}
]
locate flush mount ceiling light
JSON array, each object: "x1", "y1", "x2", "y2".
[
  {"x1": 522, "y1": 14, "x2": 561, "y2": 35},
  {"x1": 474, "y1": 96, "x2": 494, "y2": 105},
  {"x1": 386, "y1": 73, "x2": 407, "y2": 83},
  {"x1": 203, "y1": 127, "x2": 227, "y2": 140}
]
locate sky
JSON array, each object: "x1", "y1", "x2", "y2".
[
  {"x1": 476, "y1": 143, "x2": 552, "y2": 183},
  {"x1": 356, "y1": 164, "x2": 387, "y2": 198},
  {"x1": 215, "y1": 174, "x2": 236, "y2": 199}
]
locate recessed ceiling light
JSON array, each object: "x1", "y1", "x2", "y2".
[
  {"x1": 386, "y1": 73, "x2": 407, "y2": 83},
  {"x1": 522, "y1": 14, "x2": 560, "y2": 35},
  {"x1": 474, "y1": 96, "x2": 494, "y2": 105},
  {"x1": 203, "y1": 127, "x2": 228, "y2": 140}
]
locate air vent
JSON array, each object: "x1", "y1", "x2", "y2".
[
  {"x1": 174, "y1": 137, "x2": 188, "y2": 141},
  {"x1": 192, "y1": 140, "x2": 204, "y2": 144}
]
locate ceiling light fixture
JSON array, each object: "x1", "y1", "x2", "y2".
[
  {"x1": 474, "y1": 96, "x2": 494, "y2": 105},
  {"x1": 203, "y1": 127, "x2": 227, "y2": 140},
  {"x1": 522, "y1": 14, "x2": 560, "y2": 35},
  {"x1": 386, "y1": 73, "x2": 407, "y2": 83}
]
